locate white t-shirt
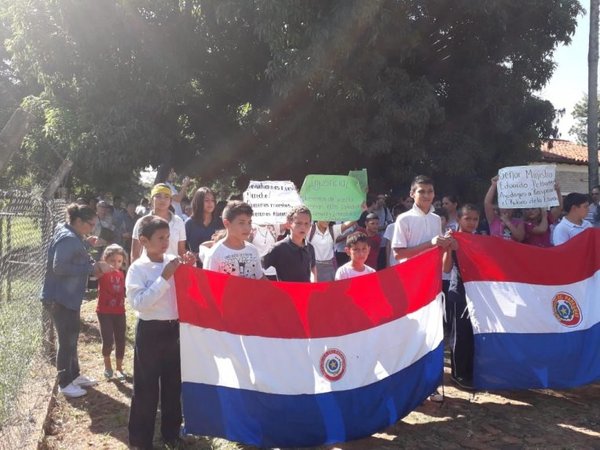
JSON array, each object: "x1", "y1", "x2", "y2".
[
  {"x1": 204, "y1": 240, "x2": 264, "y2": 279},
  {"x1": 309, "y1": 223, "x2": 343, "y2": 261},
  {"x1": 383, "y1": 223, "x2": 397, "y2": 268},
  {"x1": 552, "y1": 217, "x2": 592, "y2": 246},
  {"x1": 335, "y1": 262, "x2": 376, "y2": 280},
  {"x1": 391, "y1": 204, "x2": 441, "y2": 263},
  {"x1": 126, "y1": 254, "x2": 178, "y2": 321},
  {"x1": 132, "y1": 212, "x2": 186, "y2": 257}
]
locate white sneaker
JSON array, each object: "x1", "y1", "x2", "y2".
[
  {"x1": 72, "y1": 375, "x2": 98, "y2": 387},
  {"x1": 59, "y1": 382, "x2": 87, "y2": 398}
]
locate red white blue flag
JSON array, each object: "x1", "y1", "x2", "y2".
[
  {"x1": 455, "y1": 229, "x2": 600, "y2": 391},
  {"x1": 175, "y1": 249, "x2": 444, "y2": 447}
]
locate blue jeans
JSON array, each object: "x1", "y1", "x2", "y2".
[{"x1": 50, "y1": 302, "x2": 81, "y2": 388}]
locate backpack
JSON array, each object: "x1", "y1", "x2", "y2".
[{"x1": 309, "y1": 223, "x2": 335, "y2": 242}]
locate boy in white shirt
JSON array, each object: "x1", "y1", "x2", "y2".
[
  {"x1": 391, "y1": 175, "x2": 454, "y2": 403},
  {"x1": 204, "y1": 201, "x2": 265, "y2": 279},
  {"x1": 126, "y1": 215, "x2": 194, "y2": 449},
  {"x1": 553, "y1": 192, "x2": 592, "y2": 245},
  {"x1": 335, "y1": 232, "x2": 376, "y2": 280}
]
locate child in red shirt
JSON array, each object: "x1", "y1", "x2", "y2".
[{"x1": 96, "y1": 244, "x2": 127, "y2": 380}]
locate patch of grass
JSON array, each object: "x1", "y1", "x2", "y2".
[{"x1": 0, "y1": 298, "x2": 43, "y2": 423}]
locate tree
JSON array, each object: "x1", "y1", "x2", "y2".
[{"x1": 0, "y1": 0, "x2": 583, "y2": 200}]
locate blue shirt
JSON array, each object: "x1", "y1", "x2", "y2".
[
  {"x1": 185, "y1": 216, "x2": 223, "y2": 254},
  {"x1": 41, "y1": 223, "x2": 94, "y2": 310}
]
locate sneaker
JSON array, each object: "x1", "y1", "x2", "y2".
[
  {"x1": 59, "y1": 382, "x2": 87, "y2": 398},
  {"x1": 72, "y1": 375, "x2": 98, "y2": 387},
  {"x1": 114, "y1": 370, "x2": 127, "y2": 381},
  {"x1": 429, "y1": 389, "x2": 444, "y2": 402},
  {"x1": 103, "y1": 369, "x2": 113, "y2": 380}
]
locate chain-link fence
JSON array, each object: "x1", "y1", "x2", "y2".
[{"x1": 0, "y1": 190, "x2": 65, "y2": 449}]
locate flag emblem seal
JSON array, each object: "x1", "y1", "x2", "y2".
[
  {"x1": 552, "y1": 292, "x2": 582, "y2": 327},
  {"x1": 320, "y1": 348, "x2": 346, "y2": 381}
]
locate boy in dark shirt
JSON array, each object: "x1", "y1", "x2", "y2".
[{"x1": 263, "y1": 206, "x2": 316, "y2": 282}]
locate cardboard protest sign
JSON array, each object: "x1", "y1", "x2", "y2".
[
  {"x1": 243, "y1": 180, "x2": 302, "y2": 225},
  {"x1": 348, "y1": 169, "x2": 368, "y2": 194},
  {"x1": 300, "y1": 175, "x2": 364, "y2": 221},
  {"x1": 497, "y1": 165, "x2": 559, "y2": 209}
]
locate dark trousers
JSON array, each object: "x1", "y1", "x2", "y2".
[
  {"x1": 49, "y1": 302, "x2": 81, "y2": 388},
  {"x1": 449, "y1": 290, "x2": 474, "y2": 380},
  {"x1": 97, "y1": 313, "x2": 127, "y2": 359},
  {"x1": 129, "y1": 319, "x2": 182, "y2": 448}
]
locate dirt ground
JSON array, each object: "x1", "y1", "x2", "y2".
[{"x1": 39, "y1": 300, "x2": 600, "y2": 450}]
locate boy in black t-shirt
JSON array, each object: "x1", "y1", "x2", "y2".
[{"x1": 263, "y1": 206, "x2": 316, "y2": 282}]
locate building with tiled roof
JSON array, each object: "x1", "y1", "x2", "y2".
[{"x1": 533, "y1": 139, "x2": 599, "y2": 194}]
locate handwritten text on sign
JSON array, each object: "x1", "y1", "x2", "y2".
[
  {"x1": 300, "y1": 175, "x2": 364, "y2": 221},
  {"x1": 243, "y1": 180, "x2": 302, "y2": 225},
  {"x1": 497, "y1": 165, "x2": 559, "y2": 209}
]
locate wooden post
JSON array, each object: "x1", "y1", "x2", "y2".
[{"x1": 588, "y1": 0, "x2": 599, "y2": 189}]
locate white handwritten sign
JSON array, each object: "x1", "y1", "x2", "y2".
[
  {"x1": 497, "y1": 165, "x2": 559, "y2": 209},
  {"x1": 243, "y1": 180, "x2": 302, "y2": 225}
]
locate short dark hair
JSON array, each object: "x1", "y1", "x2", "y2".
[
  {"x1": 138, "y1": 215, "x2": 169, "y2": 239},
  {"x1": 66, "y1": 203, "x2": 96, "y2": 224},
  {"x1": 410, "y1": 175, "x2": 434, "y2": 191},
  {"x1": 563, "y1": 192, "x2": 589, "y2": 213},
  {"x1": 222, "y1": 200, "x2": 253, "y2": 222},
  {"x1": 458, "y1": 203, "x2": 480, "y2": 218},
  {"x1": 287, "y1": 205, "x2": 312, "y2": 222},
  {"x1": 365, "y1": 212, "x2": 379, "y2": 222},
  {"x1": 346, "y1": 231, "x2": 369, "y2": 248}
]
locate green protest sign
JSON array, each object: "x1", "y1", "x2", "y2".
[
  {"x1": 300, "y1": 175, "x2": 364, "y2": 221},
  {"x1": 348, "y1": 169, "x2": 368, "y2": 194}
]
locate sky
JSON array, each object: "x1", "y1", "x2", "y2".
[{"x1": 540, "y1": 8, "x2": 590, "y2": 140}]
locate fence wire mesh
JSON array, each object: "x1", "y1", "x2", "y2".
[{"x1": 0, "y1": 191, "x2": 66, "y2": 449}]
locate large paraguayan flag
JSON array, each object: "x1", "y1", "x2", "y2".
[
  {"x1": 174, "y1": 249, "x2": 444, "y2": 447},
  {"x1": 455, "y1": 229, "x2": 600, "y2": 391}
]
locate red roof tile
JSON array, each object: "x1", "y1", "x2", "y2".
[{"x1": 540, "y1": 139, "x2": 597, "y2": 165}]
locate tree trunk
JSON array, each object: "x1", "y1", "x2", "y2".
[
  {"x1": 154, "y1": 162, "x2": 172, "y2": 184},
  {"x1": 43, "y1": 159, "x2": 73, "y2": 200},
  {"x1": 0, "y1": 108, "x2": 33, "y2": 173},
  {"x1": 588, "y1": 0, "x2": 599, "y2": 190}
]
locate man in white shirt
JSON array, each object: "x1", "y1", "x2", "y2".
[{"x1": 553, "y1": 192, "x2": 592, "y2": 245}]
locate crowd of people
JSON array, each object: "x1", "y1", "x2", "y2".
[{"x1": 41, "y1": 172, "x2": 600, "y2": 449}]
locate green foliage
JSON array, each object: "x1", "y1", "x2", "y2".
[
  {"x1": 569, "y1": 94, "x2": 600, "y2": 145},
  {"x1": 0, "y1": 0, "x2": 583, "y2": 199}
]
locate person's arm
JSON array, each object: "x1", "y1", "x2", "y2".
[
  {"x1": 530, "y1": 211, "x2": 549, "y2": 235},
  {"x1": 550, "y1": 182, "x2": 563, "y2": 220},
  {"x1": 501, "y1": 214, "x2": 525, "y2": 242},
  {"x1": 178, "y1": 241, "x2": 186, "y2": 257},
  {"x1": 394, "y1": 236, "x2": 448, "y2": 261},
  {"x1": 126, "y1": 258, "x2": 180, "y2": 312},
  {"x1": 340, "y1": 220, "x2": 357, "y2": 233},
  {"x1": 442, "y1": 248, "x2": 453, "y2": 274},
  {"x1": 53, "y1": 238, "x2": 95, "y2": 276},
  {"x1": 170, "y1": 177, "x2": 191, "y2": 203},
  {"x1": 484, "y1": 176, "x2": 499, "y2": 226}
]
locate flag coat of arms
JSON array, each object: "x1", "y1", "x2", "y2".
[
  {"x1": 455, "y1": 229, "x2": 600, "y2": 391},
  {"x1": 175, "y1": 249, "x2": 444, "y2": 447}
]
